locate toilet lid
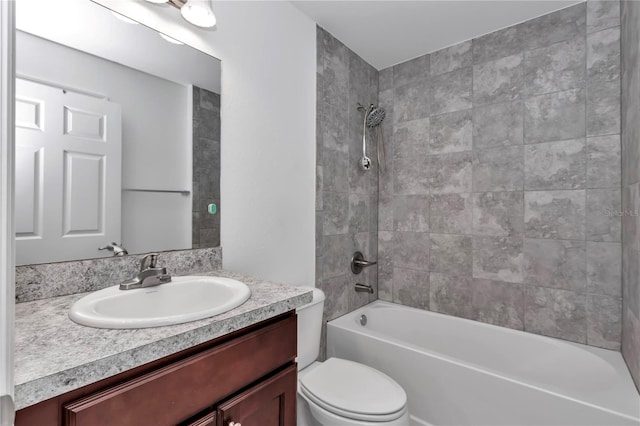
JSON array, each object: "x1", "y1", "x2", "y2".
[{"x1": 299, "y1": 358, "x2": 407, "y2": 420}]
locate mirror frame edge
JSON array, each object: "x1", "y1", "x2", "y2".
[{"x1": 0, "y1": 0, "x2": 16, "y2": 408}]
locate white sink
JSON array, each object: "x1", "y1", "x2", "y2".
[{"x1": 69, "y1": 276, "x2": 251, "y2": 329}]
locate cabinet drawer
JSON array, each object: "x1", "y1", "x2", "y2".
[{"x1": 63, "y1": 315, "x2": 296, "y2": 426}]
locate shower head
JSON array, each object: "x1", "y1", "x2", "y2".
[{"x1": 366, "y1": 106, "x2": 386, "y2": 128}]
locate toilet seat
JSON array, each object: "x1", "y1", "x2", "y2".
[{"x1": 299, "y1": 358, "x2": 408, "y2": 422}]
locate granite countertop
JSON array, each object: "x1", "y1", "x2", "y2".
[{"x1": 14, "y1": 270, "x2": 313, "y2": 410}]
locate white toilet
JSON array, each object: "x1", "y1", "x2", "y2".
[{"x1": 296, "y1": 288, "x2": 411, "y2": 426}]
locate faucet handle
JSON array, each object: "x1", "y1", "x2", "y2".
[{"x1": 140, "y1": 253, "x2": 159, "y2": 271}]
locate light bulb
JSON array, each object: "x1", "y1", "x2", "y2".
[{"x1": 181, "y1": 0, "x2": 216, "y2": 28}]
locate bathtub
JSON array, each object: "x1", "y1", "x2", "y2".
[{"x1": 327, "y1": 301, "x2": 640, "y2": 426}]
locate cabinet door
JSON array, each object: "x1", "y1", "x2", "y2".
[{"x1": 217, "y1": 365, "x2": 296, "y2": 426}]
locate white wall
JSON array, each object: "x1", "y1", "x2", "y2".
[
  {"x1": 96, "y1": 1, "x2": 317, "y2": 287},
  {"x1": 16, "y1": 31, "x2": 191, "y2": 255}
]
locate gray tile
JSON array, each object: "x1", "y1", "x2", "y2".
[
  {"x1": 318, "y1": 274, "x2": 349, "y2": 321},
  {"x1": 473, "y1": 25, "x2": 523, "y2": 65},
  {"x1": 393, "y1": 118, "x2": 430, "y2": 159},
  {"x1": 429, "y1": 109, "x2": 473, "y2": 154},
  {"x1": 431, "y1": 40, "x2": 472, "y2": 76},
  {"x1": 472, "y1": 191, "x2": 524, "y2": 237},
  {"x1": 316, "y1": 166, "x2": 323, "y2": 210},
  {"x1": 472, "y1": 279, "x2": 524, "y2": 330},
  {"x1": 473, "y1": 236, "x2": 524, "y2": 283},
  {"x1": 430, "y1": 152, "x2": 473, "y2": 194},
  {"x1": 472, "y1": 146, "x2": 524, "y2": 192},
  {"x1": 429, "y1": 193, "x2": 473, "y2": 234},
  {"x1": 622, "y1": 183, "x2": 640, "y2": 318},
  {"x1": 429, "y1": 273, "x2": 473, "y2": 318},
  {"x1": 369, "y1": 193, "x2": 379, "y2": 232},
  {"x1": 431, "y1": 67, "x2": 472, "y2": 115},
  {"x1": 378, "y1": 231, "x2": 394, "y2": 302},
  {"x1": 587, "y1": 80, "x2": 621, "y2": 137},
  {"x1": 323, "y1": 148, "x2": 349, "y2": 192},
  {"x1": 621, "y1": 0, "x2": 640, "y2": 187},
  {"x1": 323, "y1": 191, "x2": 349, "y2": 235},
  {"x1": 393, "y1": 267, "x2": 430, "y2": 310},
  {"x1": 622, "y1": 307, "x2": 640, "y2": 387},
  {"x1": 394, "y1": 81, "x2": 430, "y2": 123},
  {"x1": 520, "y1": 3, "x2": 587, "y2": 50},
  {"x1": 587, "y1": 294, "x2": 622, "y2": 349},
  {"x1": 321, "y1": 234, "x2": 351, "y2": 279},
  {"x1": 393, "y1": 231, "x2": 430, "y2": 271},
  {"x1": 429, "y1": 233, "x2": 473, "y2": 275},
  {"x1": 394, "y1": 195, "x2": 430, "y2": 232},
  {"x1": 524, "y1": 139, "x2": 586, "y2": 190},
  {"x1": 524, "y1": 190, "x2": 586, "y2": 240},
  {"x1": 523, "y1": 37, "x2": 586, "y2": 96},
  {"x1": 316, "y1": 211, "x2": 323, "y2": 255},
  {"x1": 523, "y1": 239, "x2": 586, "y2": 291},
  {"x1": 587, "y1": 0, "x2": 620, "y2": 33},
  {"x1": 349, "y1": 193, "x2": 371, "y2": 234},
  {"x1": 472, "y1": 100, "x2": 524, "y2": 149},
  {"x1": 321, "y1": 46, "x2": 349, "y2": 110},
  {"x1": 525, "y1": 286, "x2": 587, "y2": 343},
  {"x1": 586, "y1": 188, "x2": 621, "y2": 241},
  {"x1": 587, "y1": 26, "x2": 621, "y2": 84},
  {"x1": 393, "y1": 155, "x2": 430, "y2": 195},
  {"x1": 393, "y1": 54, "x2": 430, "y2": 88},
  {"x1": 379, "y1": 144, "x2": 395, "y2": 197},
  {"x1": 379, "y1": 67, "x2": 393, "y2": 92},
  {"x1": 473, "y1": 54, "x2": 524, "y2": 105},
  {"x1": 316, "y1": 28, "x2": 324, "y2": 75},
  {"x1": 524, "y1": 89, "x2": 586, "y2": 144},
  {"x1": 587, "y1": 241, "x2": 622, "y2": 297},
  {"x1": 587, "y1": 135, "x2": 621, "y2": 188},
  {"x1": 378, "y1": 193, "x2": 393, "y2": 231}
]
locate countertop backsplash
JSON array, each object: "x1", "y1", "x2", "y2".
[{"x1": 15, "y1": 247, "x2": 223, "y2": 303}]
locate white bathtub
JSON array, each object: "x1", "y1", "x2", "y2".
[{"x1": 327, "y1": 301, "x2": 640, "y2": 426}]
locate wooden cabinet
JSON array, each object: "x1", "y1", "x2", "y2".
[
  {"x1": 216, "y1": 365, "x2": 296, "y2": 426},
  {"x1": 16, "y1": 312, "x2": 297, "y2": 426}
]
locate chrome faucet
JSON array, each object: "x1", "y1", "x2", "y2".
[{"x1": 119, "y1": 253, "x2": 172, "y2": 290}]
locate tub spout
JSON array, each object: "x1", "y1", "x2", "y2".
[{"x1": 355, "y1": 283, "x2": 374, "y2": 294}]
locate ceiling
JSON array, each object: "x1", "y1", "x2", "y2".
[{"x1": 291, "y1": 0, "x2": 582, "y2": 70}]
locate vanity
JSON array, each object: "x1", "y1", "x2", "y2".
[{"x1": 14, "y1": 268, "x2": 313, "y2": 426}]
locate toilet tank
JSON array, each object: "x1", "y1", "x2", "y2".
[{"x1": 296, "y1": 288, "x2": 325, "y2": 370}]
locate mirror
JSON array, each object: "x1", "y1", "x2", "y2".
[{"x1": 14, "y1": 0, "x2": 221, "y2": 266}]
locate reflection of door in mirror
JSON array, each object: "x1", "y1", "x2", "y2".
[
  {"x1": 15, "y1": 0, "x2": 222, "y2": 266},
  {"x1": 15, "y1": 78, "x2": 122, "y2": 265}
]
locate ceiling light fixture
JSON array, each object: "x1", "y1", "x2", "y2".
[
  {"x1": 180, "y1": 0, "x2": 216, "y2": 28},
  {"x1": 146, "y1": 0, "x2": 216, "y2": 29}
]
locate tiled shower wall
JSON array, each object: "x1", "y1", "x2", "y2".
[
  {"x1": 192, "y1": 86, "x2": 221, "y2": 249},
  {"x1": 621, "y1": 0, "x2": 640, "y2": 389},
  {"x1": 316, "y1": 27, "x2": 379, "y2": 353},
  {"x1": 376, "y1": 1, "x2": 623, "y2": 349}
]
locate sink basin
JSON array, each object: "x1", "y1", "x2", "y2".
[{"x1": 69, "y1": 276, "x2": 251, "y2": 329}]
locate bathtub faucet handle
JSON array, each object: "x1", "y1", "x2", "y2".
[{"x1": 351, "y1": 251, "x2": 377, "y2": 274}]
